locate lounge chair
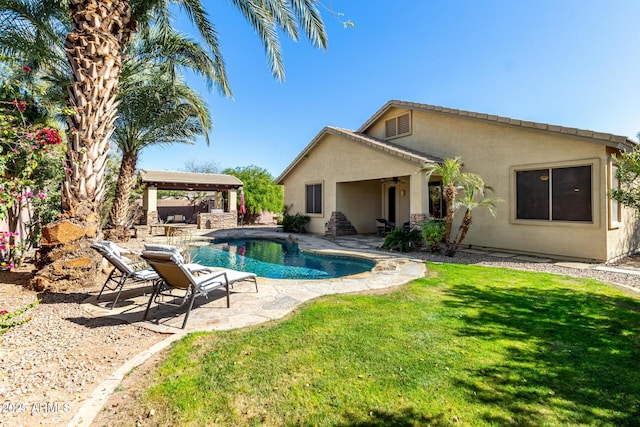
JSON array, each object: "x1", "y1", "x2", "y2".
[
  {"x1": 141, "y1": 251, "x2": 257, "y2": 329},
  {"x1": 375, "y1": 218, "x2": 395, "y2": 235},
  {"x1": 91, "y1": 241, "x2": 158, "y2": 309},
  {"x1": 144, "y1": 243, "x2": 258, "y2": 292}
]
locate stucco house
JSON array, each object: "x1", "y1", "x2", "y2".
[{"x1": 276, "y1": 100, "x2": 639, "y2": 262}]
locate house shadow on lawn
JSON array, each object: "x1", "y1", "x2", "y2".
[{"x1": 440, "y1": 266, "x2": 640, "y2": 426}]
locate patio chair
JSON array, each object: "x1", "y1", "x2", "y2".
[
  {"x1": 141, "y1": 251, "x2": 257, "y2": 329},
  {"x1": 91, "y1": 241, "x2": 159, "y2": 309},
  {"x1": 144, "y1": 243, "x2": 258, "y2": 292},
  {"x1": 375, "y1": 218, "x2": 395, "y2": 235}
]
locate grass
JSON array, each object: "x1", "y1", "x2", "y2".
[{"x1": 140, "y1": 263, "x2": 640, "y2": 426}]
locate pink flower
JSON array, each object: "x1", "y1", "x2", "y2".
[
  {"x1": 22, "y1": 65, "x2": 32, "y2": 72},
  {"x1": 0, "y1": 310, "x2": 8, "y2": 316},
  {"x1": 11, "y1": 99, "x2": 26, "y2": 111},
  {"x1": 35, "y1": 128, "x2": 62, "y2": 145},
  {"x1": 37, "y1": 192, "x2": 46, "y2": 199},
  {"x1": 0, "y1": 245, "x2": 6, "y2": 251}
]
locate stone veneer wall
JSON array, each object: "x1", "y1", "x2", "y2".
[
  {"x1": 197, "y1": 212, "x2": 237, "y2": 230},
  {"x1": 409, "y1": 213, "x2": 430, "y2": 229},
  {"x1": 140, "y1": 210, "x2": 158, "y2": 225},
  {"x1": 325, "y1": 211, "x2": 357, "y2": 236}
]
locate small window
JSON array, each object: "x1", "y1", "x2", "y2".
[
  {"x1": 306, "y1": 183, "x2": 322, "y2": 214},
  {"x1": 516, "y1": 165, "x2": 592, "y2": 222},
  {"x1": 384, "y1": 112, "x2": 411, "y2": 139}
]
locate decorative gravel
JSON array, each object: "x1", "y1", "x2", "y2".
[
  {"x1": 0, "y1": 277, "x2": 164, "y2": 426},
  {"x1": 408, "y1": 249, "x2": 640, "y2": 291}
]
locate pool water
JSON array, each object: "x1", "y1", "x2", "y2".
[{"x1": 190, "y1": 238, "x2": 375, "y2": 279}]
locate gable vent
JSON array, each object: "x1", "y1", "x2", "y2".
[
  {"x1": 384, "y1": 112, "x2": 411, "y2": 139},
  {"x1": 385, "y1": 119, "x2": 397, "y2": 139}
]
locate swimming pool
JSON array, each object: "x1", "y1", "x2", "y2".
[{"x1": 190, "y1": 238, "x2": 375, "y2": 279}]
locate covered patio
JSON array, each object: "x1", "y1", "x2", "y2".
[{"x1": 139, "y1": 170, "x2": 244, "y2": 233}]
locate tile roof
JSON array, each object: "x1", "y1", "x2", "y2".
[
  {"x1": 358, "y1": 100, "x2": 636, "y2": 150},
  {"x1": 276, "y1": 126, "x2": 441, "y2": 184},
  {"x1": 140, "y1": 170, "x2": 243, "y2": 189}
]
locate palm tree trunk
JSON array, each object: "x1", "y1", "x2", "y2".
[
  {"x1": 442, "y1": 183, "x2": 457, "y2": 254},
  {"x1": 32, "y1": 0, "x2": 137, "y2": 291},
  {"x1": 107, "y1": 152, "x2": 138, "y2": 241},
  {"x1": 62, "y1": 0, "x2": 135, "y2": 216},
  {"x1": 447, "y1": 210, "x2": 472, "y2": 257}
]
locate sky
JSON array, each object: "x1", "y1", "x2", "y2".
[{"x1": 136, "y1": 1, "x2": 640, "y2": 178}]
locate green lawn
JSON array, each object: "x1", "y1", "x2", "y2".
[{"x1": 140, "y1": 263, "x2": 640, "y2": 426}]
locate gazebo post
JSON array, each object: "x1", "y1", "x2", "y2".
[{"x1": 143, "y1": 185, "x2": 158, "y2": 225}]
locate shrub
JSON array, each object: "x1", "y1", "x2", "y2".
[
  {"x1": 282, "y1": 213, "x2": 310, "y2": 233},
  {"x1": 381, "y1": 228, "x2": 423, "y2": 252},
  {"x1": 420, "y1": 219, "x2": 446, "y2": 253}
]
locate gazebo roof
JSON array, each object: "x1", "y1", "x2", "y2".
[{"x1": 140, "y1": 170, "x2": 243, "y2": 191}]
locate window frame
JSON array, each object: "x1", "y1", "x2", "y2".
[
  {"x1": 305, "y1": 181, "x2": 323, "y2": 216},
  {"x1": 510, "y1": 159, "x2": 600, "y2": 228},
  {"x1": 384, "y1": 111, "x2": 412, "y2": 140}
]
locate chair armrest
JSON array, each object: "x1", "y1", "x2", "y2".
[{"x1": 196, "y1": 271, "x2": 229, "y2": 293}]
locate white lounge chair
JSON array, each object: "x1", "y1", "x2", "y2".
[
  {"x1": 141, "y1": 250, "x2": 257, "y2": 329},
  {"x1": 91, "y1": 241, "x2": 158, "y2": 309}
]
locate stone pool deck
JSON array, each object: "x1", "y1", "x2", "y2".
[{"x1": 82, "y1": 228, "x2": 426, "y2": 333}]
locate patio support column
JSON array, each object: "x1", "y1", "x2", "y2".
[
  {"x1": 142, "y1": 185, "x2": 158, "y2": 225},
  {"x1": 229, "y1": 189, "x2": 238, "y2": 212},
  {"x1": 409, "y1": 172, "x2": 429, "y2": 228}
]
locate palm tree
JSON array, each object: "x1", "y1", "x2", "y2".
[
  {"x1": 422, "y1": 158, "x2": 503, "y2": 257},
  {"x1": 61, "y1": 0, "x2": 327, "y2": 220},
  {"x1": 422, "y1": 157, "x2": 476, "y2": 254},
  {"x1": 1, "y1": 0, "x2": 329, "y2": 288},
  {"x1": 448, "y1": 178, "x2": 502, "y2": 256},
  {"x1": 107, "y1": 65, "x2": 211, "y2": 239}
]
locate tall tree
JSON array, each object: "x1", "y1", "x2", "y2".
[
  {"x1": 223, "y1": 165, "x2": 284, "y2": 223},
  {"x1": 106, "y1": 30, "x2": 214, "y2": 240},
  {"x1": 107, "y1": 67, "x2": 211, "y2": 240},
  {"x1": 1, "y1": 0, "x2": 329, "y2": 289}
]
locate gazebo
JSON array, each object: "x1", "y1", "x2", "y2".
[{"x1": 139, "y1": 170, "x2": 243, "y2": 232}]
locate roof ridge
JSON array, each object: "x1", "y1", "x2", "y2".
[{"x1": 357, "y1": 100, "x2": 635, "y2": 147}]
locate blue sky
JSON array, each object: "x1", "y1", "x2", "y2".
[{"x1": 136, "y1": 1, "x2": 640, "y2": 178}]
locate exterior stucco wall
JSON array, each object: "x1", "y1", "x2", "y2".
[
  {"x1": 368, "y1": 107, "x2": 623, "y2": 261},
  {"x1": 337, "y1": 181, "x2": 381, "y2": 234},
  {"x1": 281, "y1": 105, "x2": 638, "y2": 261},
  {"x1": 281, "y1": 133, "x2": 420, "y2": 234}
]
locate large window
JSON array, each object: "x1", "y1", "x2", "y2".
[
  {"x1": 306, "y1": 183, "x2": 322, "y2": 214},
  {"x1": 516, "y1": 165, "x2": 592, "y2": 222}
]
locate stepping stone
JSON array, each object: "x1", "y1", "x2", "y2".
[
  {"x1": 554, "y1": 262, "x2": 592, "y2": 270},
  {"x1": 512, "y1": 256, "x2": 553, "y2": 263},
  {"x1": 487, "y1": 252, "x2": 517, "y2": 258}
]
